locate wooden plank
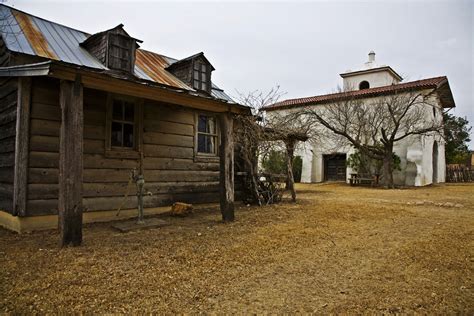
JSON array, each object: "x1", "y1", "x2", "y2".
[
  {"x1": 0, "y1": 121, "x2": 16, "y2": 140},
  {"x1": 58, "y1": 77, "x2": 83, "y2": 246},
  {"x1": 31, "y1": 119, "x2": 104, "y2": 140},
  {"x1": 28, "y1": 167, "x2": 58, "y2": 184},
  {"x1": 143, "y1": 157, "x2": 219, "y2": 171},
  {"x1": 84, "y1": 109, "x2": 105, "y2": 126},
  {"x1": 143, "y1": 131, "x2": 194, "y2": 148},
  {"x1": 144, "y1": 103, "x2": 194, "y2": 125},
  {"x1": 84, "y1": 125, "x2": 105, "y2": 140},
  {"x1": 143, "y1": 144, "x2": 194, "y2": 159},
  {"x1": 30, "y1": 118, "x2": 59, "y2": 136},
  {"x1": 0, "y1": 79, "x2": 17, "y2": 100},
  {"x1": 144, "y1": 170, "x2": 219, "y2": 182},
  {"x1": 83, "y1": 88, "x2": 107, "y2": 109},
  {"x1": 0, "y1": 182, "x2": 13, "y2": 198},
  {"x1": 0, "y1": 167, "x2": 14, "y2": 183},
  {"x1": 0, "y1": 108, "x2": 16, "y2": 126},
  {"x1": 31, "y1": 102, "x2": 60, "y2": 121},
  {"x1": 30, "y1": 135, "x2": 103, "y2": 154},
  {"x1": 219, "y1": 113, "x2": 234, "y2": 222},
  {"x1": 0, "y1": 89, "x2": 17, "y2": 113},
  {"x1": 29, "y1": 181, "x2": 221, "y2": 200},
  {"x1": 31, "y1": 82, "x2": 59, "y2": 106},
  {"x1": 0, "y1": 136, "x2": 15, "y2": 153},
  {"x1": 13, "y1": 77, "x2": 30, "y2": 217},
  {"x1": 0, "y1": 152, "x2": 15, "y2": 167},
  {"x1": 144, "y1": 119, "x2": 194, "y2": 136},
  {"x1": 0, "y1": 101, "x2": 16, "y2": 125},
  {"x1": 26, "y1": 190, "x2": 234, "y2": 216},
  {"x1": 29, "y1": 152, "x2": 58, "y2": 168},
  {"x1": 84, "y1": 154, "x2": 138, "y2": 169},
  {"x1": 0, "y1": 198, "x2": 13, "y2": 213}
]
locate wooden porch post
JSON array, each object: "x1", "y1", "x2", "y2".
[
  {"x1": 13, "y1": 77, "x2": 31, "y2": 217},
  {"x1": 285, "y1": 139, "x2": 296, "y2": 202},
  {"x1": 219, "y1": 112, "x2": 235, "y2": 222},
  {"x1": 59, "y1": 75, "x2": 83, "y2": 246}
]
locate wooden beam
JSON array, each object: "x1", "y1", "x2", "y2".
[
  {"x1": 219, "y1": 112, "x2": 234, "y2": 222},
  {"x1": 58, "y1": 75, "x2": 83, "y2": 246},
  {"x1": 13, "y1": 77, "x2": 31, "y2": 216},
  {"x1": 49, "y1": 65, "x2": 249, "y2": 114}
]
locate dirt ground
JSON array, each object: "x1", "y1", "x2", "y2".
[{"x1": 1, "y1": 183, "x2": 473, "y2": 313}]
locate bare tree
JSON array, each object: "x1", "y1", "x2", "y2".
[
  {"x1": 233, "y1": 87, "x2": 310, "y2": 204},
  {"x1": 294, "y1": 87, "x2": 444, "y2": 188}
]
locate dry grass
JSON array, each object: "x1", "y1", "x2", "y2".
[{"x1": 0, "y1": 183, "x2": 473, "y2": 313}]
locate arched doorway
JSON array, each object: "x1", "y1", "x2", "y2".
[{"x1": 432, "y1": 141, "x2": 438, "y2": 183}]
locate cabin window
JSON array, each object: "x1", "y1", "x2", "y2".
[
  {"x1": 193, "y1": 61, "x2": 209, "y2": 92},
  {"x1": 359, "y1": 81, "x2": 370, "y2": 90},
  {"x1": 106, "y1": 95, "x2": 142, "y2": 159},
  {"x1": 111, "y1": 99, "x2": 135, "y2": 148},
  {"x1": 197, "y1": 114, "x2": 218, "y2": 155}
]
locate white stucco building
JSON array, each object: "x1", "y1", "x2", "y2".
[{"x1": 265, "y1": 52, "x2": 455, "y2": 186}]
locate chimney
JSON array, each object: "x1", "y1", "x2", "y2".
[{"x1": 368, "y1": 51, "x2": 376, "y2": 63}]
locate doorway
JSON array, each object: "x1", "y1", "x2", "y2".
[
  {"x1": 432, "y1": 141, "x2": 438, "y2": 183},
  {"x1": 323, "y1": 154, "x2": 347, "y2": 181}
]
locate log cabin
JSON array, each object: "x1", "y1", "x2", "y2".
[{"x1": 0, "y1": 4, "x2": 250, "y2": 235}]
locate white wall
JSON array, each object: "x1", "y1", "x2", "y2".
[
  {"x1": 266, "y1": 88, "x2": 447, "y2": 187},
  {"x1": 343, "y1": 70, "x2": 399, "y2": 90}
]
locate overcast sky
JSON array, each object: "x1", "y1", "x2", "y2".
[{"x1": 7, "y1": 0, "x2": 474, "y2": 148}]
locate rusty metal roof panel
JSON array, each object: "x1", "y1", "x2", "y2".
[
  {"x1": 135, "y1": 49, "x2": 192, "y2": 90},
  {"x1": 0, "y1": 4, "x2": 235, "y2": 101}
]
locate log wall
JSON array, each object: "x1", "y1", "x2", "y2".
[
  {"x1": 26, "y1": 77, "x2": 236, "y2": 216},
  {"x1": 0, "y1": 78, "x2": 17, "y2": 213}
]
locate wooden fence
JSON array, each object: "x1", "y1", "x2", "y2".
[{"x1": 446, "y1": 164, "x2": 474, "y2": 182}]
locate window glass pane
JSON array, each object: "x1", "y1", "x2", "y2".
[
  {"x1": 202, "y1": 82, "x2": 207, "y2": 91},
  {"x1": 194, "y1": 70, "x2": 199, "y2": 80},
  {"x1": 198, "y1": 135, "x2": 215, "y2": 154},
  {"x1": 201, "y1": 72, "x2": 207, "y2": 82},
  {"x1": 111, "y1": 122, "x2": 122, "y2": 147},
  {"x1": 207, "y1": 116, "x2": 215, "y2": 133},
  {"x1": 113, "y1": 100, "x2": 123, "y2": 120},
  {"x1": 198, "y1": 115, "x2": 215, "y2": 134},
  {"x1": 193, "y1": 80, "x2": 200, "y2": 89},
  {"x1": 201, "y1": 63, "x2": 206, "y2": 72},
  {"x1": 123, "y1": 123, "x2": 134, "y2": 148},
  {"x1": 124, "y1": 102, "x2": 134, "y2": 122},
  {"x1": 194, "y1": 62, "x2": 200, "y2": 70},
  {"x1": 198, "y1": 115, "x2": 208, "y2": 133}
]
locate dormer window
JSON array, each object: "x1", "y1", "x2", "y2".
[
  {"x1": 108, "y1": 33, "x2": 135, "y2": 72},
  {"x1": 359, "y1": 81, "x2": 370, "y2": 90},
  {"x1": 166, "y1": 52, "x2": 215, "y2": 94},
  {"x1": 193, "y1": 61, "x2": 209, "y2": 92},
  {"x1": 80, "y1": 24, "x2": 142, "y2": 75}
]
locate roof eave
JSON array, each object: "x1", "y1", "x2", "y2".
[
  {"x1": 0, "y1": 61, "x2": 52, "y2": 77},
  {"x1": 340, "y1": 66, "x2": 403, "y2": 81}
]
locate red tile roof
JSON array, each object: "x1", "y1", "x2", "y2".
[{"x1": 266, "y1": 76, "x2": 451, "y2": 110}]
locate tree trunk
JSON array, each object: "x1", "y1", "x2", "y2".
[
  {"x1": 285, "y1": 139, "x2": 296, "y2": 202},
  {"x1": 382, "y1": 147, "x2": 394, "y2": 189},
  {"x1": 58, "y1": 75, "x2": 83, "y2": 247}
]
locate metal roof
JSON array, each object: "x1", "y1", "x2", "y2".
[{"x1": 0, "y1": 4, "x2": 234, "y2": 103}]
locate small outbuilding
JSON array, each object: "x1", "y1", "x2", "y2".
[{"x1": 0, "y1": 5, "x2": 249, "y2": 234}]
